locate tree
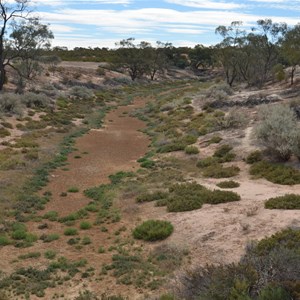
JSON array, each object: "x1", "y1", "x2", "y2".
[
  {"x1": 189, "y1": 44, "x2": 214, "y2": 72},
  {"x1": 281, "y1": 24, "x2": 300, "y2": 85},
  {"x1": 0, "y1": 0, "x2": 53, "y2": 91}
]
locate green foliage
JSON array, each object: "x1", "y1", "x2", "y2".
[
  {"x1": 197, "y1": 156, "x2": 219, "y2": 168},
  {"x1": 0, "y1": 127, "x2": 10, "y2": 138},
  {"x1": 0, "y1": 235, "x2": 11, "y2": 246},
  {"x1": 44, "y1": 250, "x2": 57, "y2": 259},
  {"x1": 202, "y1": 164, "x2": 240, "y2": 178},
  {"x1": 217, "y1": 180, "x2": 240, "y2": 188},
  {"x1": 258, "y1": 286, "x2": 291, "y2": 300},
  {"x1": 80, "y1": 221, "x2": 92, "y2": 230},
  {"x1": 246, "y1": 151, "x2": 262, "y2": 164},
  {"x1": 213, "y1": 144, "x2": 236, "y2": 162},
  {"x1": 67, "y1": 187, "x2": 79, "y2": 193},
  {"x1": 109, "y1": 171, "x2": 134, "y2": 185},
  {"x1": 166, "y1": 183, "x2": 240, "y2": 212},
  {"x1": 69, "y1": 86, "x2": 94, "y2": 100},
  {"x1": 18, "y1": 252, "x2": 41, "y2": 260},
  {"x1": 64, "y1": 228, "x2": 78, "y2": 236},
  {"x1": 265, "y1": 194, "x2": 300, "y2": 209},
  {"x1": 136, "y1": 191, "x2": 169, "y2": 203},
  {"x1": 43, "y1": 210, "x2": 58, "y2": 221},
  {"x1": 185, "y1": 145, "x2": 199, "y2": 155},
  {"x1": 133, "y1": 220, "x2": 174, "y2": 241},
  {"x1": 208, "y1": 135, "x2": 222, "y2": 144},
  {"x1": 40, "y1": 233, "x2": 60, "y2": 243},
  {"x1": 140, "y1": 159, "x2": 156, "y2": 169},
  {"x1": 250, "y1": 161, "x2": 300, "y2": 185}
]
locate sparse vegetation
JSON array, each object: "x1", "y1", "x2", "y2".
[
  {"x1": 265, "y1": 194, "x2": 300, "y2": 209},
  {"x1": 216, "y1": 180, "x2": 240, "y2": 189}
]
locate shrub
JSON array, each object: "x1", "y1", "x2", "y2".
[
  {"x1": 250, "y1": 161, "x2": 300, "y2": 185},
  {"x1": 213, "y1": 144, "x2": 235, "y2": 162},
  {"x1": 67, "y1": 187, "x2": 79, "y2": 193},
  {"x1": 218, "y1": 109, "x2": 249, "y2": 129},
  {"x1": 64, "y1": 228, "x2": 78, "y2": 236},
  {"x1": 40, "y1": 233, "x2": 60, "y2": 243},
  {"x1": 0, "y1": 235, "x2": 11, "y2": 246},
  {"x1": 140, "y1": 159, "x2": 155, "y2": 168},
  {"x1": 44, "y1": 250, "x2": 57, "y2": 259},
  {"x1": 216, "y1": 180, "x2": 240, "y2": 188},
  {"x1": 0, "y1": 127, "x2": 10, "y2": 138},
  {"x1": 255, "y1": 104, "x2": 299, "y2": 161},
  {"x1": 157, "y1": 142, "x2": 185, "y2": 153},
  {"x1": 133, "y1": 220, "x2": 173, "y2": 241},
  {"x1": 197, "y1": 157, "x2": 219, "y2": 168},
  {"x1": 80, "y1": 221, "x2": 92, "y2": 230},
  {"x1": 43, "y1": 211, "x2": 58, "y2": 221},
  {"x1": 246, "y1": 150, "x2": 262, "y2": 164},
  {"x1": 202, "y1": 164, "x2": 240, "y2": 178},
  {"x1": 265, "y1": 194, "x2": 300, "y2": 209},
  {"x1": 0, "y1": 93, "x2": 24, "y2": 116},
  {"x1": 206, "y1": 190, "x2": 241, "y2": 204},
  {"x1": 69, "y1": 86, "x2": 94, "y2": 100},
  {"x1": 136, "y1": 191, "x2": 169, "y2": 203},
  {"x1": 21, "y1": 92, "x2": 50, "y2": 108},
  {"x1": 185, "y1": 146, "x2": 199, "y2": 155},
  {"x1": 18, "y1": 252, "x2": 41, "y2": 260},
  {"x1": 208, "y1": 135, "x2": 222, "y2": 144}
]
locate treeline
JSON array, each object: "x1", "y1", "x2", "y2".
[{"x1": 48, "y1": 19, "x2": 300, "y2": 86}]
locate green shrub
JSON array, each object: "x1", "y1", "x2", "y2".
[
  {"x1": 69, "y1": 86, "x2": 94, "y2": 100},
  {"x1": 18, "y1": 252, "x2": 41, "y2": 260},
  {"x1": 157, "y1": 143, "x2": 185, "y2": 153},
  {"x1": 140, "y1": 159, "x2": 155, "y2": 169},
  {"x1": 0, "y1": 235, "x2": 11, "y2": 246},
  {"x1": 81, "y1": 236, "x2": 91, "y2": 245},
  {"x1": 44, "y1": 250, "x2": 57, "y2": 259},
  {"x1": 64, "y1": 228, "x2": 78, "y2": 236},
  {"x1": 197, "y1": 157, "x2": 219, "y2": 168},
  {"x1": 216, "y1": 181, "x2": 240, "y2": 189},
  {"x1": 185, "y1": 146, "x2": 199, "y2": 155},
  {"x1": 80, "y1": 221, "x2": 92, "y2": 230},
  {"x1": 258, "y1": 286, "x2": 291, "y2": 300},
  {"x1": 213, "y1": 144, "x2": 236, "y2": 162},
  {"x1": 202, "y1": 164, "x2": 240, "y2": 178},
  {"x1": 136, "y1": 191, "x2": 169, "y2": 203},
  {"x1": 108, "y1": 171, "x2": 134, "y2": 185},
  {"x1": 246, "y1": 150, "x2": 262, "y2": 164},
  {"x1": 43, "y1": 211, "x2": 58, "y2": 221},
  {"x1": 250, "y1": 161, "x2": 300, "y2": 185},
  {"x1": 208, "y1": 135, "x2": 222, "y2": 144},
  {"x1": 67, "y1": 187, "x2": 79, "y2": 193},
  {"x1": 206, "y1": 190, "x2": 241, "y2": 204},
  {"x1": 255, "y1": 104, "x2": 299, "y2": 161},
  {"x1": 133, "y1": 220, "x2": 173, "y2": 241},
  {"x1": 0, "y1": 127, "x2": 10, "y2": 138},
  {"x1": 265, "y1": 194, "x2": 300, "y2": 209},
  {"x1": 40, "y1": 233, "x2": 60, "y2": 243},
  {"x1": 11, "y1": 229, "x2": 27, "y2": 240}
]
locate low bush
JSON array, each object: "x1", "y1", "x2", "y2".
[
  {"x1": 0, "y1": 93, "x2": 24, "y2": 116},
  {"x1": 80, "y1": 221, "x2": 92, "y2": 230},
  {"x1": 202, "y1": 164, "x2": 240, "y2": 178},
  {"x1": 0, "y1": 235, "x2": 11, "y2": 246},
  {"x1": 0, "y1": 127, "x2": 10, "y2": 138},
  {"x1": 265, "y1": 194, "x2": 300, "y2": 209},
  {"x1": 166, "y1": 182, "x2": 241, "y2": 212},
  {"x1": 21, "y1": 92, "x2": 50, "y2": 108},
  {"x1": 40, "y1": 233, "x2": 60, "y2": 243},
  {"x1": 67, "y1": 187, "x2": 79, "y2": 193},
  {"x1": 18, "y1": 252, "x2": 41, "y2": 260},
  {"x1": 197, "y1": 157, "x2": 219, "y2": 168},
  {"x1": 208, "y1": 135, "x2": 222, "y2": 144},
  {"x1": 213, "y1": 144, "x2": 236, "y2": 162},
  {"x1": 185, "y1": 146, "x2": 199, "y2": 155},
  {"x1": 64, "y1": 228, "x2": 78, "y2": 236},
  {"x1": 133, "y1": 220, "x2": 174, "y2": 241},
  {"x1": 136, "y1": 191, "x2": 169, "y2": 203},
  {"x1": 250, "y1": 161, "x2": 300, "y2": 185},
  {"x1": 69, "y1": 86, "x2": 94, "y2": 100},
  {"x1": 44, "y1": 250, "x2": 57, "y2": 259},
  {"x1": 246, "y1": 150, "x2": 262, "y2": 164},
  {"x1": 216, "y1": 181, "x2": 240, "y2": 189}
]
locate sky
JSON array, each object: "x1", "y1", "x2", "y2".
[{"x1": 32, "y1": 0, "x2": 300, "y2": 49}]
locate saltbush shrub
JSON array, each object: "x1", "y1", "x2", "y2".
[
  {"x1": 133, "y1": 220, "x2": 173, "y2": 241},
  {"x1": 0, "y1": 93, "x2": 24, "y2": 116},
  {"x1": 185, "y1": 146, "x2": 199, "y2": 155},
  {"x1": 250, "y1": 161, "x2": 300, "y2": 185},
  {"x1": 202, "y1": 164, "x2": 240, "y2": 178},
  {"x1": 265, "y1": 194, "x2": 300, "y2": 209},
  {"x1": 216, "y1": 180, "x2": 240, "y2": 189},
  {"x1": 136, "y1": 191, "x2": 169, "y2": 203},
  {"x1": 69, "y1": 86, "x2": 94, "y2": 100},
  {"x1": 255, "y1": 104, "x2": 300, "y2": 161},
  {"x1": 80, "y1": 221, "x2": 92, "y2": 230},
  {"x1": 64, "y1": 228, "x2": 78, "y2": 236},
  {"x1": 246, "y1": 150, "x2": 262, "y2": 164},
  {"x1": 21, "y1": 92, "x2": 50, "y2": 108}
]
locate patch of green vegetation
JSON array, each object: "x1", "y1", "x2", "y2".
[
  {"x1": 246, "y1": 150, "x2": 262, "y2": 164},
  {"x1": 250, "y1": 161, "x2": 300, "y2": 185},
  {"x1": 184, "y1": 145, "x2": 199, "y2": 155},
  {"x1": 208, "y1": 135, "x2": 222, "y2": 144},
  {"x1": 18, "y1": 252, "x2": 41, "y2": 260},
  {"x1": 265, "y1": 194, "x2": 300, "y2": 209},
  {"x1": 67, "y1": 187, "x2": 79, "y2": 193},
  {"x1": 166, "y1": 182, "x2": 240, "y2": 212},
  {"x1": 80, "y1": 221, "x2": 92, "y2": 230},
  {"x1": 133, "y1": 220, "x2": 173, "y2": 241},
  {"x1": 109, "y1": 171, "x2": 135, "y2": 185},
  {"x1": 44, "y1": 250, "x2": 57, "y2": 260},
  {"x1": 43, "y1": 211, "x2": 58, "y2": 221},
  {"x1": 202, "y1": 164, "x2": 240, "y2": 178},
  {"x1": 213, "y1": 144, "x2": 236, "y2": 163},
  {"x1": 64, "y1": 228, "x2": 78, "y2": 236},
  {"x1": 40, "y1": 233, "x2": 60, "y2": 243},
  {"x1": 0, "y1": 127, "x2": 10, "y2": 138},
  {"x1": 216, "y1": 180, "x2": 240, "y2": 189},
  {"x1": 136, "y1": 191, "x2": 169, "y2": 203}
]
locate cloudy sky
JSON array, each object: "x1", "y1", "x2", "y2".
[{"x1": 33, "y1": 0, "x2": 299, "y2": 49}]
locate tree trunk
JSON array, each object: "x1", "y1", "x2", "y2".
[{"x1": 291, "y1": 66, "x2": 296, "y2": 85}]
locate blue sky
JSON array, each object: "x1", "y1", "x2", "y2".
[{"x1": 33, "y1": 0, "x2": 300, "y2": 49}]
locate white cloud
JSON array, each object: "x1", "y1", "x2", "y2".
[
  {"x1": 33, "y1": 0, "x2": 132, "y2": 6},
  {"x1": 165, "y1": 0, "x2": 244, "y2": 10}
]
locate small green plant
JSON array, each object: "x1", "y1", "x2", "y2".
[
  {"x1": 18, "y1": 252, "x2": 41, "y2": 260},
  {"x1": 64, "y1": 228, "x2": 78, "y2": 236},
  {"x1": 208, "y1": 135, "x2": 222, "y2": 144},
  {"x1": 98, "y1": 246, "x2": 105, "y2": 253},
  {"x1": 217, "y1": 180, "x2": 240, "y2": 189},
  {"x1": 184, "y1": 146, "x2": 199, "y2": 155},
  {"x1": 0, "y1": 235, "x2": 11, "y2": 246},
  {"x1": 265, "y1": 194, "x2": 300, "y2": 209},
  {"x1": 202, "y1": 164, "x2": 240, "y2": 178},
  {"x1": 80, "y1": 221, "x2": 92, "y2": 230},
  {"x1": 40, "y1": 233, "x2": 60, "y2": 243},
  {"x1": 133, "y1": 220, "x2": 174, "y2": 241},
  {"x1": 44, "y1": 250, "x2": 57, "y2": 259},
  {"x1": 81, "y1": 236, "x2": 91, "y2": 245},
  {"x1": 67, "y1": 187, "x2": 79, "y2": 193},
  {"x1": 246, "y1": 150, "x2": 262, "y2": 164}
]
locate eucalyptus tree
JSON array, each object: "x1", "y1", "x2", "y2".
[{"x1": 0, "y1": 0, "x2": 53, "y2": 91}]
